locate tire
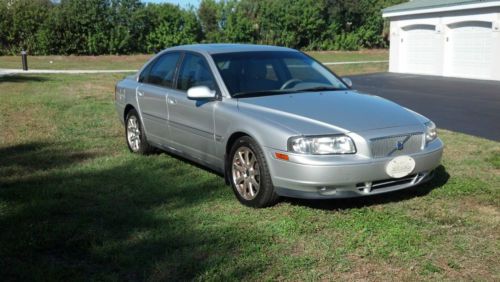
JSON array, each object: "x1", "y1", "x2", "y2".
[
  {"x1": 125, "y1": 109, "x2": 153, "y2": 154},
  {"x1": 229, "y1": 136, "x2": 279, "y2": 208}
]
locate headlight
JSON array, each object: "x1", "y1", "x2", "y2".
[
  {"x1": 425, "y1": 121, "x2": 437, "y2": 142},
  {"x1": 288, "y1": 135, "x2": 356, "y2": 155}
]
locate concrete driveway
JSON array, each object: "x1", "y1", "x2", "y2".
[{"x1": 350, "y1": 73, "x2": 500, "y2": 141}]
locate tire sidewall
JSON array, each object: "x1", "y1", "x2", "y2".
[
  {"x1": 229, "y1": 136, "x2": 278, "y2": 208},
  {"x1": 125, "y1": 109, "x2": 149, "y2": 154}
]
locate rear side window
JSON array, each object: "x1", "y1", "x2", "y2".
[
  {"x1": 177, "y1": 53, "x2": 216, "y2": 92},
  {"x1": 142, "y1": 52, "x2": 180, "y2": 87}
]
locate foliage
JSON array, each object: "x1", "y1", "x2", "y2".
[
  {"x1": 0, "y1": 0, "x2": 406, "y2": 55},
  {"x1": 144, "y1": 3, "x2": 202, "y2": 53},
  {"x1": 197, "y1": 0, "x2": 406, "y2": 50},
  {"x1": 0, "y1": 0, "x2": 52, "y2": 55}
]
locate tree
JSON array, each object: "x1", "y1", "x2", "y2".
[
  {"x1": 145, "y1": 4, "x2": 202, "y2": 53},
  {"x1": 1, "y1": 0, "x2": 52, "y2": 54},
  {"x1": 198, "y1": 0, "x2": 219, "y2": 42},
  {"x1": 0, "y1": 0, "x2": 407, "y2": 54}
]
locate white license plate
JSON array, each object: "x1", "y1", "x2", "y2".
[{"x1": 386, "y1": 156, "x2": 416, "y2": 178}]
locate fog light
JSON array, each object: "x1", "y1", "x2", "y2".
[{"x1": 318, "y1": 186, "x2": 336, "y2": 195}]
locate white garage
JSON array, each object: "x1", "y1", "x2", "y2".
[{"x1": 383, "y1": 0, "x2": 500, "y2": 81}]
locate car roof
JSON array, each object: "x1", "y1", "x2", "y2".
[{"x1": 165, "y1": 44, "x2": 297, "y2": 55}]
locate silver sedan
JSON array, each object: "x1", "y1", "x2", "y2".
[{"x1": 115, "y1": 44, "x2": 443, "y2": 208}]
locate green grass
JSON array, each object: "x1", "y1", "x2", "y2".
[
  {"x1": 329, "y1": 62, "x2": 388, "y2": 76},
  {"x1": 0, "y1": 54, "x2": 151, "y2": 70},
  {"x1": 0, "y1": 50, "x2": 388, "y2": 75},
  {"x1": 0, "y1": 72, "x2": 498, "y2": 281}
]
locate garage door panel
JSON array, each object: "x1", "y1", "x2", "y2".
[
  {"x1": 449, "y1": 21, "x2": 493, "y2": 79},
  {"x1": 400, "y1": 24, "x2": 441, "y2": 75}
]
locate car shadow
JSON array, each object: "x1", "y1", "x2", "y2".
[
  {"x1": 150, "y1": 148, "x2": 225, "y2": 177},
  {"x1": 281, "y1": 165, "x2": 450, "y2": 211},
  {"x1": 0, "y1": 142, "x2": 101, "y2": 175},
  {"x1": 0, "y1": 142, "x2": 263, "y2": 281},
  {"x1": 0, "y1": 74, "x2": 49, "y2": 83}
]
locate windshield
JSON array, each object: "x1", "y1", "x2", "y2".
[{"x1": 211, "y1": 51, "x2": 349, "y2": 97}]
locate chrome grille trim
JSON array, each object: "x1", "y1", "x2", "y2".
[{"x1": 370, "y1": 132, "x2": 424, "y2": 158}]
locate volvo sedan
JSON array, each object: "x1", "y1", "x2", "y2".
[{"x1": 114, "y1": 44, "x2": 443, "y2": 208}]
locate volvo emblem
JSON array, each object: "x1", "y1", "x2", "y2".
[{"x1": 396, "y1": 141, "x2": 404, "y2": 150}]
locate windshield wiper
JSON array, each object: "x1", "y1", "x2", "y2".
[
  {"x1": 232, "y1": 86, "x2": 345, "y2": 98},
  {"x1": 297, "y1": 86, "x2": 344, "y2": 92},
  {"x1": 232, "y1": 89, "x2": 297, "y2": 98}
]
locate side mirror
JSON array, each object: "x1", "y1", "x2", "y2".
[
  {"x1": 342, "y1": 77, "x2": 353, "y2": 88},
  {"x1": 187, "y1": 86, "x2": 216, "y2": 100}
]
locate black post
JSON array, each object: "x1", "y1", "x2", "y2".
[{"x1": 21, "y1": 50, "x2": 28, "y2": 71}]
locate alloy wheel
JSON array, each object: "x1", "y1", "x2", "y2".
[
  {"x1": 232, "y1": 146, "x2": 261, "y2": 200},
  {"x1": 127, "y1": 115, "x2": 141, "y2": 152}
]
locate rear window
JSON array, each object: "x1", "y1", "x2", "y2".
[{"x1": 140, "y1": 52, "x2": 180, "y2": 88}]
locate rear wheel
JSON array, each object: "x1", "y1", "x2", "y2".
[
  {"x1": 125, "y1": 109, "x2": 153, "y2": 154},
  {"x1": 229, "y1": 136, "x2": 279, "y2": 208}
]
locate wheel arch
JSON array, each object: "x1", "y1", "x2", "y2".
[{"x1": 124, "y1": 104, "x2": 136, "y2": 122}]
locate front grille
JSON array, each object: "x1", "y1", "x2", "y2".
[{"x1": 370, "y1": 132, "x2": 423, "y2": 158}]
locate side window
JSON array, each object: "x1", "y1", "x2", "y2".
[
  {"x1": 144, "y1": 52, "x2": 180, "y2": 87},
  {"x1": 177, "y1": 53, "x2": 216, "y2": 92},
  {"x1": 138, "y1": 60, "x2": 154, "y2": 83}
]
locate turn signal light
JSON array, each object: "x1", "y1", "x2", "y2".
[{"x1": 275, "y1": 152, "x2": 289, "y2": 161}]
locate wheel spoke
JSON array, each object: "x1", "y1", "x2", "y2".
[
  {"x1": 238, "y1": 151, "x2": 246, "y2": 166},
  {"x1": 235, "y1": 175, "x2": 245, "y2": 184},
  {"x1": 248, "y1": 180, "x2": 255, "y2": 197},
  {"x1": 240, "y1": 179, "x2": 249, "y2": 195},
  {"x1": 244, "y1": 150, "x2": 251, "y2": 166},
  {"x1": 249, "y1": 154, "x2": 256, "y2": 168},
  {"x1": 233, "y1": 163, "x2": 246, "y2": 173},
  {"x1": 250, "y1": 177, "x2": 259, "y2": 188}
]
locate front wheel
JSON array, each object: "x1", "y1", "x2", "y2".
[{"x1": 229, "y1": 136, "x2": 279, "y2": 208}]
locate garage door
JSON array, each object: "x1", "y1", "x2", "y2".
[
  {"x1": 400, "y1": 24, "x2": 441, "y2": 75},
  {"x1": 448, "y1": 21, "x2": 493, "y2": 79}
]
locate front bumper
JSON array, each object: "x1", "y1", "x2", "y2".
[{"x1": 265, "y1": 138, "x2": 443, "y2": 199}]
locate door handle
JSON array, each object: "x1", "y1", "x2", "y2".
[
  {"x1": 168, "y1": 97, "x2": 177, "y2": 104},
  {"x1": 137, "y1": 91, "x2": 144, "y2": 97}
]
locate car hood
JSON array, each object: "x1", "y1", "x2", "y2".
[{"x1": 237, "y1": 91, "x2": 421, "y2": 133}]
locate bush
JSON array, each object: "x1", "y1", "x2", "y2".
[{"x1": 0, "y1": 0, "x2": 406, "y2": 55}]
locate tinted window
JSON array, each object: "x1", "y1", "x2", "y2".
[
  {"x1": 144, "y1": 52, "x2": 180, "y2": 87},
  {"x1": 284, "y1": 57, "x2": 329, "y2": 82},
  {"x1": 177, "y1": 53, "x2": 216, "y2": 91},
  {"x1": 212, "y1": 51, "x2": 348, "y2": 96},
  {"x1": 138, "y1": 60, "x2": 154, "y2": 83}
]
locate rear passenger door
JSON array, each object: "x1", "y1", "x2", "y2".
[
  {"x1": 137, "y1": 52, "x2": 181, "y2": 144},
  {"x1": 167, "y1": 52, "x2": 219, "y2": 165}
]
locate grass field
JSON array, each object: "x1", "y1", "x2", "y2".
[
  {"x1": 0, "y1": 55, "x2": 498, "y2": 280},
  {"x1": 0, "y1": 49, "x2": 389, "y2": 76}
]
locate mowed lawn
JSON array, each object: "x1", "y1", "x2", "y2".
[
  {"x1": 0, "y1": 49, "x2": 389, "y2": 76},
  {"x1": 0, "y1": 58, "x2": 499, "y2": 280}
]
